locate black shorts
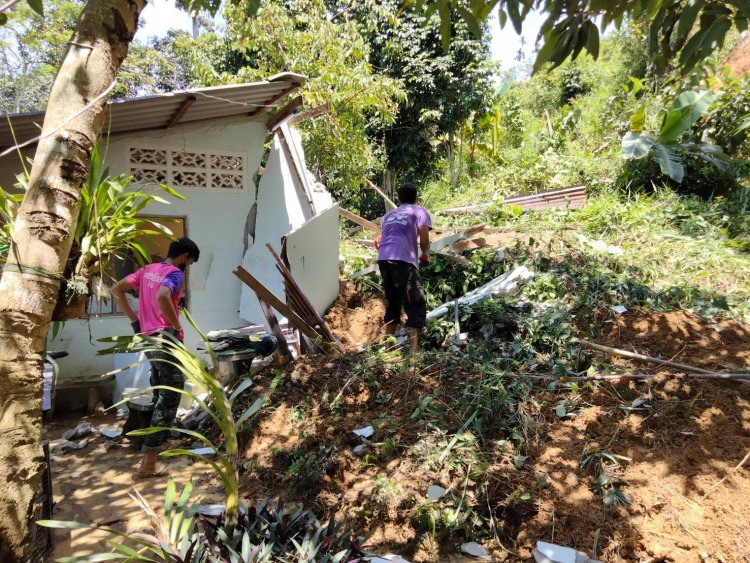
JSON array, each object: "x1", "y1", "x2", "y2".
[{"x1": 378, "y1": 260, "x2": 427, "y2": 329}]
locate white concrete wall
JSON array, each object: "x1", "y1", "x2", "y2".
[
  {"x1": 239, "y1": 131, "x2": 311, "y2": 323},
  {"x1": 44, "y1": 118, "x2": 267, "y2": 380}
]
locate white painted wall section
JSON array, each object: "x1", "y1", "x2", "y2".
[
  {"x1": 46, "y1": 119, "x2": 267, "y2": 381},
  {"x1": 285, "y1": 204, "x2": 340, "y2": 316}
]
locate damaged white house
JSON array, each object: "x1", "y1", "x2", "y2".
[{"x1": 0, "y1": 73, "x2": 340, "y2": 402}]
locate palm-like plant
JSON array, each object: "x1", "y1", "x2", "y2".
[{"x1": 98, "y1": 310, "x2": 264, "y2": 529}]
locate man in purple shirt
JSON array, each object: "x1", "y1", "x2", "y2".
[{"x1": 375, "y1": 182, "x2": 432, "y2": 352}]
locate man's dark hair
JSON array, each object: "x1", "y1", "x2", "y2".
[
  {"x1": 167, "y1": 237, "x2": 200, "y2": 262},
  {"x1": 398, "y1": 182, "x2": 418, "y2": 204}
]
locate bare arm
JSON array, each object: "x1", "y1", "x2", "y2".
[
  {"x1": 110, "y1": 279, "x2": 138, "y2": 323},
  {"x1": 157, "y1": 286, "x2": 181, "y2": 331},
  {"x1": 419, "y1": 225, "x2": 430, "y2": 262}
]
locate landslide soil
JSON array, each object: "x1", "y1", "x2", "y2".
[{"x1": 239, "y1": 299, "x2": 750, "y2": 562}]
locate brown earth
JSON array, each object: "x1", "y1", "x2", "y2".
[
  {"x1": 237, "y1": 307, "x2": 750, "y2": 561},
  {"x1": 324, "y1": 279, "x2": 386, "y2": 350},
  {"x1": 46, "y1": 306, "x2": 750, "y2": 561},
  {"x1": 726, "y1": 34, "x2": 750, "y2": 77}
]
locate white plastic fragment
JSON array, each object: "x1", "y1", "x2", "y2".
[
  {"x1": 534, "y1": 541, "x2": 602, "y2": 563},
  {"x1": 366, "y1": 556, "x2": 411, "y2": 563},
  {"x1": 98, "y1": 426, "x2": 121, "y2": 439},
  {"x1": 611, "y1": 305, "x2": 628, "y2": 314},
  {"x1": 197, "y1": 503, "x2": 226, "y2": 517},
  {"x1": 188, "y1": 447, "x2": 216, "y2": 456},
  {"x1": 63, "y1": 422, "x2": 94, "y2": 441},
  {"x1": 461, "y1": 542, "x2": 490, "y2": 559},
  {"x1": 353, "y1": 426, "x2": 374, "y2": 438},
  {"x1": 576, "y1": 234, "x2": 624, "y2": 256},
  {"x1": 427, "y1": 266, "x2": 534, "y2": 321},
  {"x1": 426, "y1": 485, "x2": 446, "y2": 501},
  {"x1": 353, "y1": 445, "x2": 367, "y2": 457}
]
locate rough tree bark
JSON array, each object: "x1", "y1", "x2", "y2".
[{"x1": 0, "y1": 0, "x2": 144, "y2": 559}]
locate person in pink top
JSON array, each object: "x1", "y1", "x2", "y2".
[{"x1": 110, "y1": 237, "x2": 200, "y2": 477}]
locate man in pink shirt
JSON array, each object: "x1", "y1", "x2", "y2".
[{"x1": 111, "y1": 237, "x2": 200, "y2": 477}]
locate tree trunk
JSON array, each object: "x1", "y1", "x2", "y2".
[{"x1": 0, "y1": 0, "x2": 143, "y2": 559}]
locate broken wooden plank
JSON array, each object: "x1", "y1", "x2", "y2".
[
  {"x1": 438, "y1": 185, "x2": 587, "y2": 215},
  {"x1": 288, "y1": 102, "x2": 331, "y2": 127},
  {"x1": 166, "y1": 96, "x2": 196, "y2": 129},
  {"x1": 266, "y1": 96, "x2": 304, "y2": 131},
  {"x1": 365, "y1": 179, "x2": 397, "y2": 210},
  {"x1": 266, "y1": 244, "x2": 344, "y2": 353},
  {"x1": 339, "y1": 208, "x2": 381, "y2": 234},
  {"x1": 433, "y1": 252, "x2": 470, "y2": 267},
  {"x1": 258, "y1": 298, "x2": 292, "y2": 358},
  {"x1": 233, "y1": 266, "x2": 333, "y2": 353}
]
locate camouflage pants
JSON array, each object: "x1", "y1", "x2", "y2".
[{"x1": 142, "y1": 338, "x2": 185, "y2": 452}]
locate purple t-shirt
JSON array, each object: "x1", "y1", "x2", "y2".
[{"x1": 377, "y1": 204, "x2": 432, "y2": 267}]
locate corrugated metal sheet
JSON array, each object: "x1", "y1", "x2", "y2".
[
  {"x1": 0, "y1": 72, "x2": 306, "y2": 150},
  {"x1": 439, "y1": 185, "x2": 587, "y2": 215}
]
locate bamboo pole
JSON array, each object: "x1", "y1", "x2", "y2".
[{"x1": 578, "y1": 339, "x2": 750, "y2": 379}]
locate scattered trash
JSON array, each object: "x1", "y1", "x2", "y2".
[
  {"x1": 353, "y1": 426, "x2": 374, "y2": 438},
  {"x1": 534, "y1": 541, "x2": 602, "y2": 563},
  {"x1": 366, "y1": 556, "x2": 411, "y2": 563},
  {"x1": 611, "y1": 305, "x2": 628, "y2": 314},
  {"x1": 62, "y1": 422, "x2": 94, "y2": 441},
  {"x1": 426, "y1": 485, "x2": 446, "y2": 501},
  {"x1": 576, "y1": 234, "x2": 624, "y2": 256},
  {"x1": 98, "y1": 426, "x2": 121, "y2": 439},
  {"x1": 461, "y1": 542, "x2": 490, "y2": 559},
  {"x1": 49, "y1": 438, "x2": 88, "y2": 455},
  {"x1": 352, "y1": 445, "x2": 367, "y2": 457}
]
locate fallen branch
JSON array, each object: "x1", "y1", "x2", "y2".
[
  {"x1": 579, "y1": 340, "x2": 750, "y2": 380},
  {"x1": 703, "y1": 449, "x2": 750, "y2": 498}
]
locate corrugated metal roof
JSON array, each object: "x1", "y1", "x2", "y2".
[{"x1": 0, "y1": 72, "x2": 306, "y2": 150}]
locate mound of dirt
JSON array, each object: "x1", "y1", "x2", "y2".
[
  {"x1": 325, "y1": 280, "x2": 386, "y2": 350},
  {"x1": 597, "y1": 309, "x2": 750, "y2": 372},
  {"x1": 237, "y1": 307, "x2": 750, "y2": 561}
]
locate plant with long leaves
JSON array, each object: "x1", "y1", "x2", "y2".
[
  {"x1": 39, "y1": 479, "x2": 204, "y2": 562},
  {"x1": 97, "y1": 309, "x2": 265, "y2": 530},
  {"x1": 405, "y1": 0, "x2": 749, "y2": 76},
  {"x1": 622, "y1": 86, "x2": 734, "y2": 183}
]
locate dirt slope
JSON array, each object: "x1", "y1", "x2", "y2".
[{"x1": 236, "y1": 306, "x2": 750, "y2": 561}]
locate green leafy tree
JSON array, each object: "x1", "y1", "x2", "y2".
[
  {"x1": 0, "y1": 0, "x2": 83, "y2": 112},
  {"x1": 413, "y1": 0, "x2": 749, "y2": 76},
  {"x1": 346, "y1": 0, "x2": 495, "y2": 189},
  {"x1": 187, "y1": 0, "x2": 404, "y2": 205}
]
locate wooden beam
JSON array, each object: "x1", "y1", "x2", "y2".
[
  {"x1": 365, "y1": 179, "x2": 396, "y2": 210},
  {"x1": 233, "y1": 267, "x2": 334, "y2": 353},
  {"x1": 266, "y1": 96, "x2": 303, "y2": 131},
  {"x1": 276, "y1": 126, "x2": 315, "y2": 215},
  {"x1": 258, "y1": 298, "x2": 292, "y2": 358},
  {"x1": 339, "y1": 208, "x2": 381, "y2": 234},
  {"x1": 166, "y1": 96, "x2": 196, "y2": 129},
  {"x1": 288, "y1": 102, "x2": 331, "y2": 127},
  {"x1": 248, "y1": 86, "x2": 301, "y2": 119}
]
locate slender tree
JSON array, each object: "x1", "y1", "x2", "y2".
[{"x1": 0, "y1": 0, "x2": 144, "y2": 558}]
